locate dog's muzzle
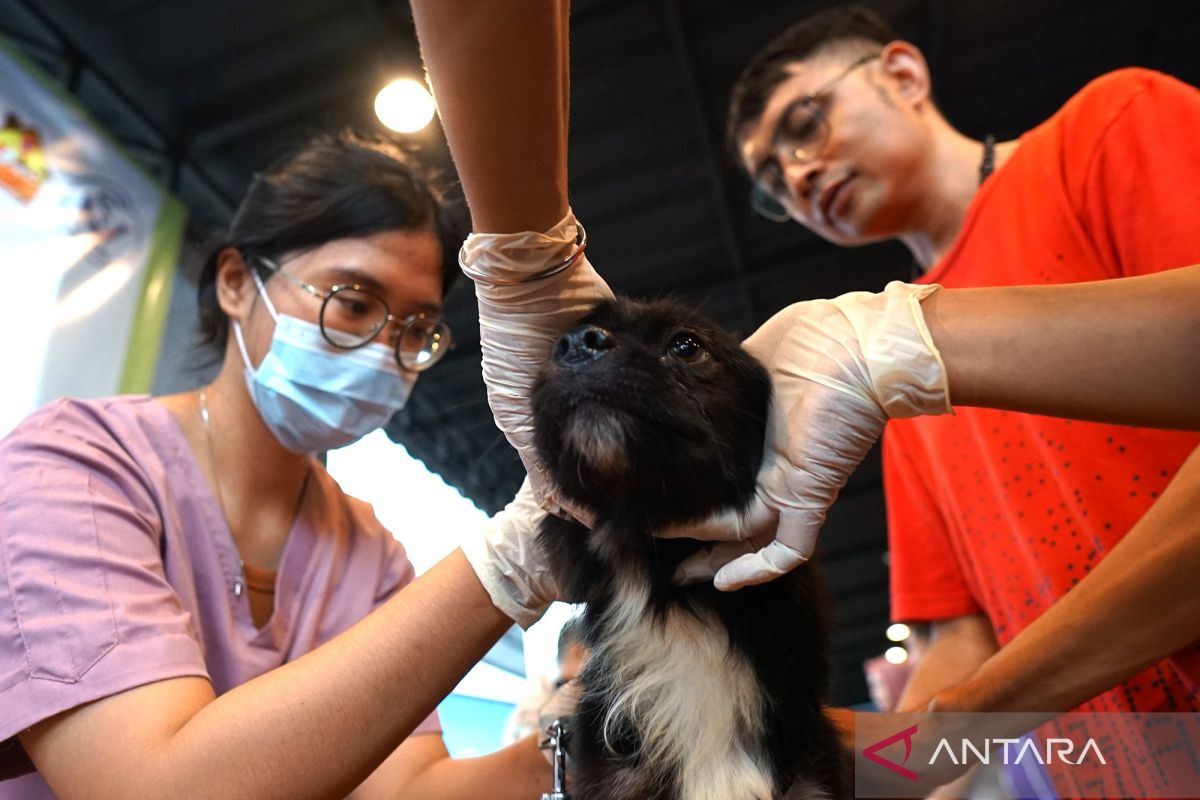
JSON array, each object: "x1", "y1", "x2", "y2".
[{"x1": 553, "y1": 324, "x2": 614, "y2": 369}]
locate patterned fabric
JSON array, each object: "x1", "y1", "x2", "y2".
[{"x1": 884, "y1": 69, "x2": 1200, "y2": 797}]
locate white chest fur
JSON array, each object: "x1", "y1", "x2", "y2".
[{"x1": 593, "y1": 576, "x2": 775, "y2": 800}]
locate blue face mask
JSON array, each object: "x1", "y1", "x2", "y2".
[{"x1": 232, "y1": 272, "x2": 417, "y2": 454}]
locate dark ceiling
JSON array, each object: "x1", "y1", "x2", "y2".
[{"x1": 4, "y1": 0, "x2": 1199, "y2": 706}]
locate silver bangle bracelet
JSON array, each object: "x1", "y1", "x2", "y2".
[{"x1": 459, "y1": 222, "x2": 588, "y2": 286}]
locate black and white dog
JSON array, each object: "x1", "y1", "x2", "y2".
[{"x1": 532, "y1": 297, "x2": 845, "y2": 800}]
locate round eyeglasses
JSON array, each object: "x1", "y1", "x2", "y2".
[
  {"x1": 748, "y1": 54, "x2": 879, "y2": 222},
  {"x1": 255, "y1": 256, "x2": 453, "y2": 372}
]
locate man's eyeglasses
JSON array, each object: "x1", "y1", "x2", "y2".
[
  {"x1": 749, "y1": 54, "x2": 880, "y2": 222},
  {"x1": 256, "y1": 256, "x2": 453, "y2": 373}
]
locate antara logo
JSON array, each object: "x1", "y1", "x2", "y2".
[
  {"x1": 862, "y1": 725, "x2": 1107, "y2": 781},
  {"x1": 862, "y1": 724, "x2": 920, "y2": 780}
]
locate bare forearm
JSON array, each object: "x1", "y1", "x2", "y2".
[
  {"x1": 27, "y1": 550, "x2": 512, "y2": 800},
  {"x1": 410, "y1": 0, "x2": 568, "y2": 232},
  {"x1": 170, "y1": 551, "x2": 511, "y2": 795},
  {"x1": 895, "y1": 615, "x2": 998, "y2": 712},
  {"x1": 396, "y1": 735, "x2": 549, "y2": 800},
  {"x1": 922, "y1": 264, "x2": 1200, "y2": 430},
  {"x1": 936, "y1": 447, "x2": 1200, "y2": 714}
]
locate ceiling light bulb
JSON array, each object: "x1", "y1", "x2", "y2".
[
  {"x1": 375, "y1": 78, "x2": 435, "y2": 133},
  {"x1": 884, "y1": 646, "x2": 909, "y2": 665},
  {"x1": 886, "y1": 623, "x2": 912, "y2": 642}
]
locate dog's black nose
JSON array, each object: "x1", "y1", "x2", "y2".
[{"x1": 552, "y1": 325, "x2": 614, "y2": 368}]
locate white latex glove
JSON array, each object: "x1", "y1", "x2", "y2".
[
  {"x1": 667, "y1": 281, "x2": 952, "y2": 591},
  {"x1": 460, "y1": 209, "x2": 612, "y2": 523},
  {"x1": 461, "y1": 478, "x2": 558, "y2": 628}
]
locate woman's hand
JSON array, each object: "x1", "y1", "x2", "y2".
[{"x1": 461, "y1": 478, "x2": 562, "y2": 628}]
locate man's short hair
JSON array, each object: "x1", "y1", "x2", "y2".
[{"x1": 726, "y1": 6, "x2": 897, "y2": 160}]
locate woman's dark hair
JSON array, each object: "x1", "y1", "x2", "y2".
[
  {"x1": 197, "y1": 129, "x2": 466, "y2": 348},
  {"x1": 726, "y1": 6, "x2": 897, "y2": 162}
]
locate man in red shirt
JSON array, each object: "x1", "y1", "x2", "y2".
[{"x1": 729, "y1": 6, "x2": 1200, "y2": 795}]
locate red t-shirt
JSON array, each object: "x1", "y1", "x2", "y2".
[{"x1": 883, "y1": 69, "x2": 1200, "y2": 793}]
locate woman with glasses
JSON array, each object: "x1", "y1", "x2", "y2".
[{"x1": 0, "y1": 130, "x2": 557, "y2": 799}]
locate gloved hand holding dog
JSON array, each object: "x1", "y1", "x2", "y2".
[
  {"x1": 667, "y1": 281, "x2": 952, "y2": 590},
  {"x1": 459, "y1": 209, "x2": 611, "y2": 526},
  {"x1": 461, "y1": 477, "x2": 560, "y2": 628},
  {"x1": 459, "y1": 210, "x2": 953, "y2": 612}
]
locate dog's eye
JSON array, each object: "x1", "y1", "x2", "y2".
[{"x1": 667, "y1": 332, "x2": 706, "y2": 362}]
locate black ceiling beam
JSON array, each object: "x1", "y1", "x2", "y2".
[
  {"x1": 190, "y1": 75, "x2": 373, "y2": 151},
  {"x1": 659, "y1": 0, "x2": 756, "y2": 331},
  {"x1": 7, "y1": 0, "x2": 237, "y2": 214},
  {"x1": 11, "y1": 0, "x2": 166, "y2": 145}
]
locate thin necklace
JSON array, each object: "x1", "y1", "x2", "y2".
[
  {"x1": 198, "y1": 389, "x2": 311, "y2": 601},
  {"x1": 198, "y1": 389, "x2": 245, "y2": 597},
  {"x1": 911, "y1": 134, "x2": 998, "y2": 280},
  {"x1": 979, "y1": 134, "x2": 996, "y2": 184}
]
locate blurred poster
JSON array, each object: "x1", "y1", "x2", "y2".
[{"x1": 0, "y1": 41, "x2": 185, "y2": 436}]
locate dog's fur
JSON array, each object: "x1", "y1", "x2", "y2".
[{"x1": 532, "y1": 297, "x2": 845, "y2": 800}]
